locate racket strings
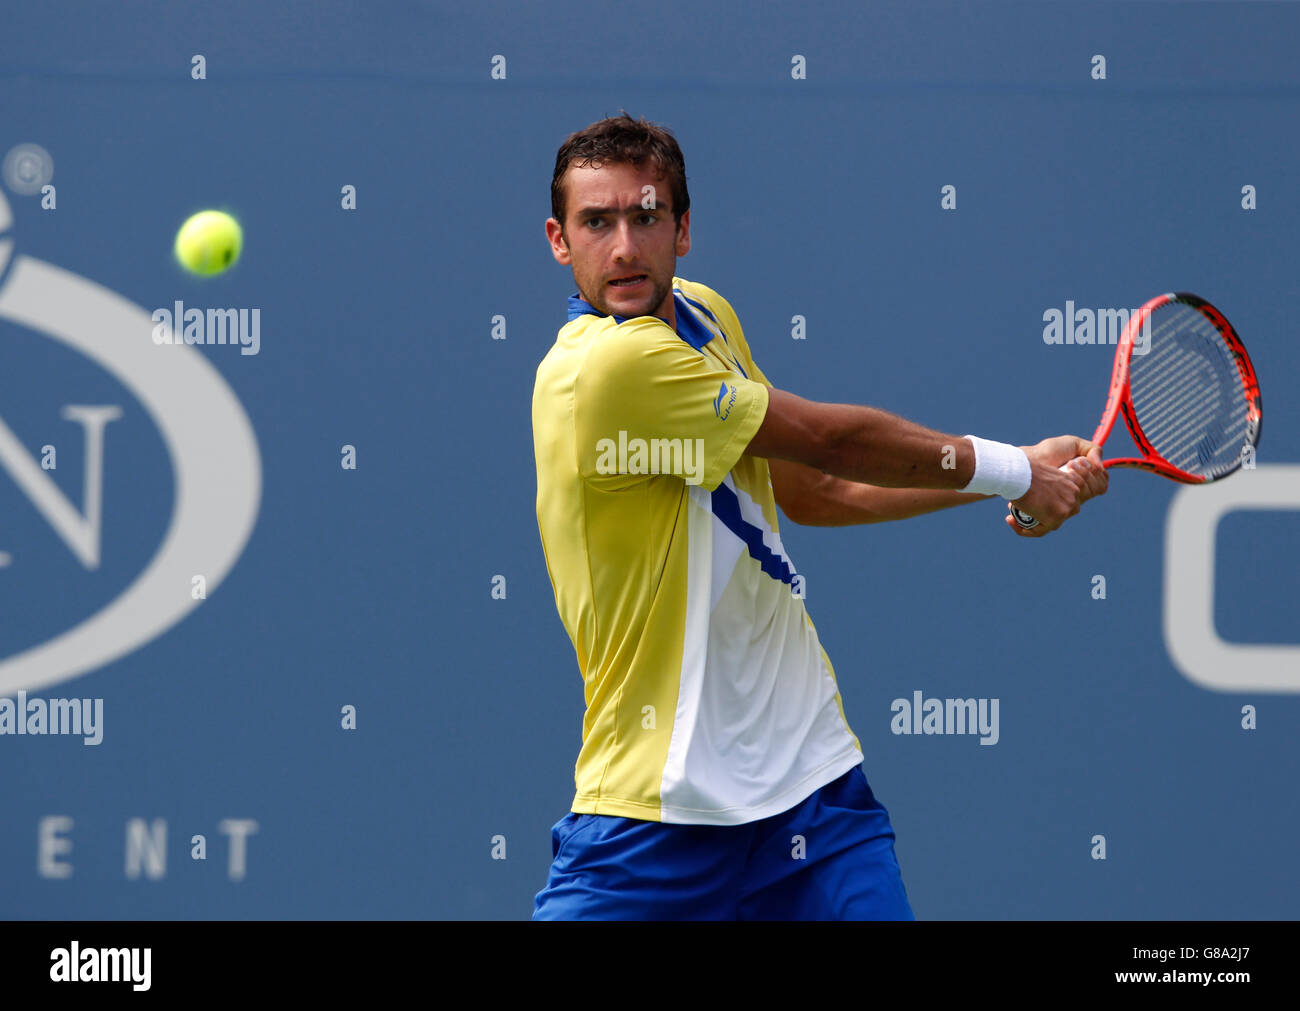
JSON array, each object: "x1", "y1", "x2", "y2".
[
  {"x1": 1137, "y1": 343, "x2": 1229, "y2": 456},
  {"x1": 1135, "y1": 342, "x2": 1242, "y2": 473},
  {"x1": 1127, "y1": 303, "x2": 1252, "y2": 479}
]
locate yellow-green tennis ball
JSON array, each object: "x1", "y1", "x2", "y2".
[{"x1": 175, "y1": 210, "x2": 242, "y2": 276}]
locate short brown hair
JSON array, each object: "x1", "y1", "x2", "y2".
[{"x1": 551, "y1": 111, "x2": 690, "y2": 233}]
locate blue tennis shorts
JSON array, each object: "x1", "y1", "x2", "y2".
[{"x1": 532, "y1": 764, "x2": 913, "y2": 921}]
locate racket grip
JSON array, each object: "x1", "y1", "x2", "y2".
[
  {"x1": 1008, "y1": 461, "x2": 1079, "y2": 530},
  {"x1": 1010, "y1": 505, "x2": 1039, "y2": 529}
]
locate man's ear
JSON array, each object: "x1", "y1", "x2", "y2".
[
  {"x1": 546, "y1": 218, "x2": 571, "y2": 264},
  {"x1": 675, "y1": 209, "x2": 691, "y2": 255}
]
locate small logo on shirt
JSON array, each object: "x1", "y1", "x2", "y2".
[{"x1": 714, "y1": 381, "x2": 737, "y2": 421}]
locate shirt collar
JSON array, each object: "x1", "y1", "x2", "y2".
[{"x1": 566, "y1": 286, "x2": 714, "y2": 353}]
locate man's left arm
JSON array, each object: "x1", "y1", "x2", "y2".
[
  {"x1": 718, "y1": 307, "x2": 1025, "y2": 527},
  {"x1": 768, "y1": 457, "x2": 995, "y2": 527},
  {"x1": 768, "y1": 453, "x2": 1111, "y2": 527}
]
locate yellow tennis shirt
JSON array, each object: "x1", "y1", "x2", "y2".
[{"x1": 532, "y1": 276, "x2": 864, "y2": 825}]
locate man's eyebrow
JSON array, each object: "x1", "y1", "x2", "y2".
[{"x1": 575, "y1": 205, "x2": 665, "y2": 217}]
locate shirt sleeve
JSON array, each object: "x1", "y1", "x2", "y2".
[
  {"x1": 745, "y1": 354, "x2": 773, "y2": 389},
  {"x1": 704, "y1": 285, "x2": 773, "y2": 389},
  {"x1": 573, "y1": 318, "x2": 769, "y2": 492}
]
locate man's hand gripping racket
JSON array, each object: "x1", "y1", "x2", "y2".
[
  {"x1": 1008, "y1": 292, "x2": 1262, "y2": 533},
  {"x1": 1006, "y1": 436, "x2": 1109, "y2": 536}
]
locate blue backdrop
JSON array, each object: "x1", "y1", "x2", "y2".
[{"x1": 1, "y1": 0, "x2": 1296, "y2": 919}]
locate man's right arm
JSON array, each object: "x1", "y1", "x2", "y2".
[{"x1": 744, "y1": 388, "x2": 1097, "y2": 533}]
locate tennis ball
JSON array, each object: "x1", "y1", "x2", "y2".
[{"x1": 174, "y1": 210, "x2": 242, "y2": 276}]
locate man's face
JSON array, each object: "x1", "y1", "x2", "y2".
[{"x1": 546, "y1": 161, "x2": 690, "y2": 324}]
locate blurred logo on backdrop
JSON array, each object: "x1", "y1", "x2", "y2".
[
  {"x1": 1164, "y1": 465, "x2": 1300, "y2": 694},
  {"x1": 0, "y1": 183, "x2": 261, "y2": 697}
]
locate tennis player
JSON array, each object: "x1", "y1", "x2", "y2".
[{"x1": 531, "y1": 113, "x2": 1107, "y2": 920}]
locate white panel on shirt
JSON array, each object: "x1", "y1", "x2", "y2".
[{"x1": 659, "y1": 478, "x2": 863, "y2": 825}]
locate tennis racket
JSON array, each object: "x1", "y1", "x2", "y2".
[{"x1": 1010, "y1": 292, "x2": 1261, "y2": 529}]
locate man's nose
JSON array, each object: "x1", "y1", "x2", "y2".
[{"x1": 611, "y1": 219, "x2": 639, "y2": 257}]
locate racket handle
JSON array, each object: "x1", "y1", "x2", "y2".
[
  {"x1": 1008, "y1": 461, "x2": 1080, "y2": 530},
  {"x1": 1010, "y1": 505, "x2": 1039, "y2": 529}
]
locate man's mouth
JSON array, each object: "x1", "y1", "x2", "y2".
[{"x1": 609, "y1": 274, "x2": 648, "y2": 288}]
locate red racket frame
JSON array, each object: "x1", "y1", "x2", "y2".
[
  {"x1": 1095, "y1": 291, "x2": 1261, "y2": 481},
  {"x1": 1010, "y1": 292, "x2": 1262, "y2": 529}
]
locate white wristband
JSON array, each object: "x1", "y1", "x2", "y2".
[{"x1": 961, "y1": 435, "x2": 1032, "y2": 500}]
